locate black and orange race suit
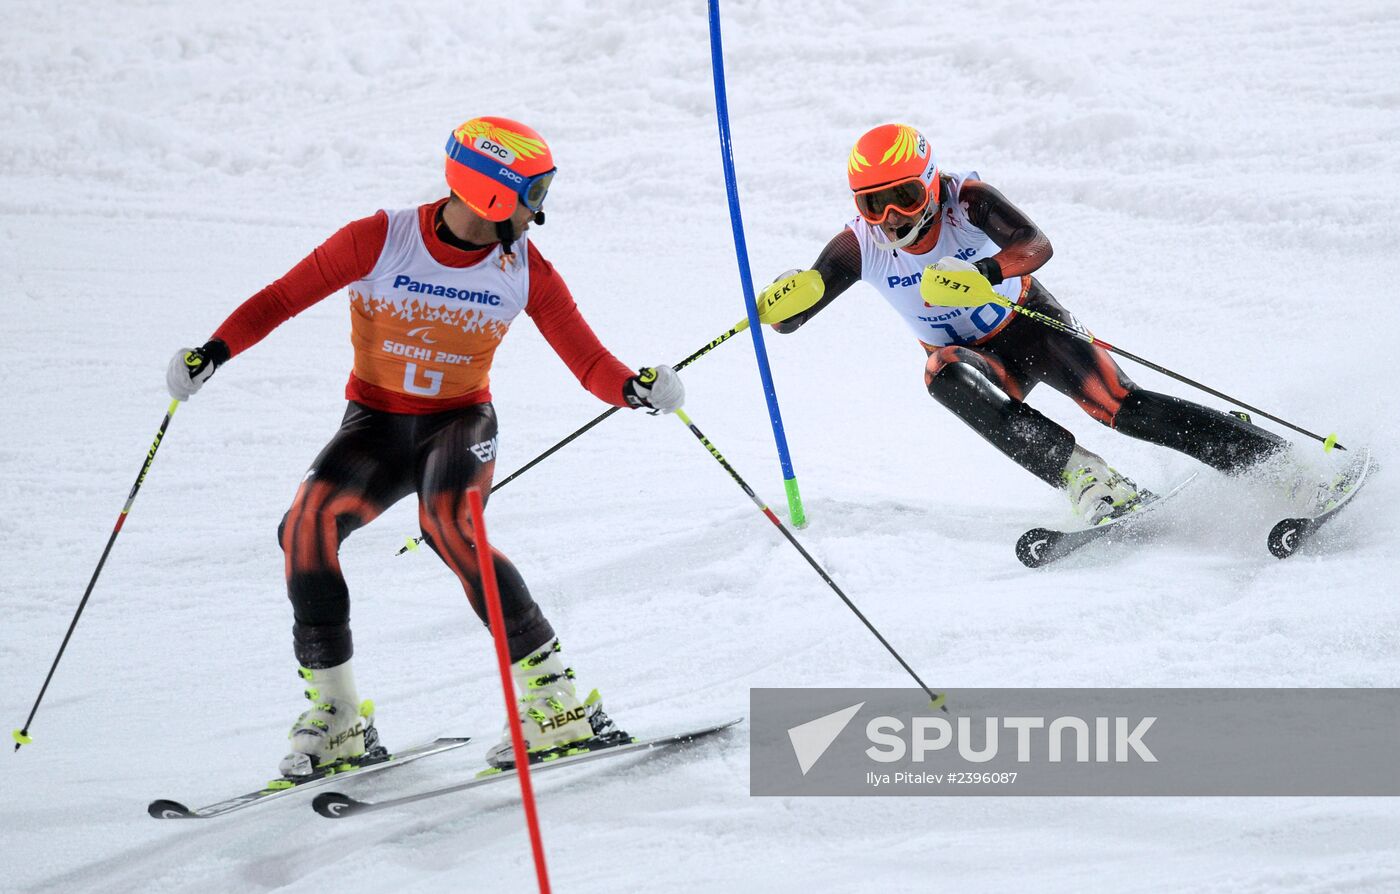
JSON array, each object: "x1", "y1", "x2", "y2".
[
  {"x1": 779, "y1": 178, "x2": 1284, "y2": 486},
  {"x1": 211, "y1": 201, "x2": 636, "y2": 668}
]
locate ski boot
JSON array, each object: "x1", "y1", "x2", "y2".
[
  {"x1": 1062, "y1": 446, "x2": 1142, "y2": 526},
  {"x1": 485, "y1": 639, "x2": 629, "y2": 769},
  {"x1": 1298, "y1": 450, "x2": 1373, "y2": 514},
  {"x1": 278, "y1": 661, "x2": 383, "y2": 778}
]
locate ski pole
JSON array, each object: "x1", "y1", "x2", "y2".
[
  {"x1": 672, "y1": 407, "x2": 947, "y2": 710},
  {"x1": 13, "y1": 398, "x2": 181, "y2": 751},
  {"x1": 497, "y1": 320, "x2": 749, "y2": 493},
  {"x1": 396, "y1": 272, "x2": 825, "y2": 555},
  {"x1": 920, "y1": 269, "x2": 1347, "y2": 452},
  {"x1": 393, "y1": 325, "x2": 747, "y2": 557}
]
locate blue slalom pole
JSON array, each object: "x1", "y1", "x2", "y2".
[{"x1": 705, "y1": 0, "x2": 808, "y2": 528}]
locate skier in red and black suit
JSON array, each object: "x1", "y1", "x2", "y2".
[
  {"x1": 166, "y1": 117, "x2": 684, "y2": 776},
  {"x1": 772, "y1": 123, "x2": 1285, "y2": 521}
]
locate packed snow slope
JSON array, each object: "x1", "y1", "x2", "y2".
[{"x1": 3, "y1": 1, "x2": 1399, "y2": 891}]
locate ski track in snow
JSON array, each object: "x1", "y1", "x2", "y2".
[{"x1": 2, "y1": 0, "x2": 1399, "y2": 891}]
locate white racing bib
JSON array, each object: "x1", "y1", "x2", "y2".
[
  {"x1": 347, "y1": 207, "x2": 530, "y2": 399},
  {"x1": 850, "y1": 171, "x2": 1030, "y2": 347}
]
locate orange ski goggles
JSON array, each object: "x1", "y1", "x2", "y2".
[{"x1": 853, "y1": 177, "x2": 937, "y2": 226}]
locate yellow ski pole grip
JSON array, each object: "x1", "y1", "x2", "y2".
[
  {"x1": 756, "y1": 269, "x2": 825, "y2": 323},
  {"x1": 917, "y1": 267, "x2": 1010, "y2": 308}
]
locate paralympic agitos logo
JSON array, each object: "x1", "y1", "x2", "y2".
[{"x1": 391, "y1": 275, "x2": 502, "y2": 305}]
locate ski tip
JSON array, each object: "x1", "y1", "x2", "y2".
[
  {"x1": 1015, "y1": 528, "x2": 1060, "y2": 568},
  {"x1": 148, "y1": 799, "x2": 196, "y2": 820},
  {"x1": 683, "y1": 718, "x2": 744, "y2": 738},
  {"x1": 312, "y1": 791, "x2": 365, "y2": 819},
  {"x1": 1268, "y1": 518, "x2": 1311, "y2": 559},
  {"x1": 683, "y1": 718, "x2": 744, "y2": 737}
]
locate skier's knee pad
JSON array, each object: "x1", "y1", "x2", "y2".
[
  {"x1": 927, "y1": 361, "x2": 1000, "y2": 407},
  {"x1": 926, "y1": 346, "x2": 1023, "y2": 399},
  {"x1": 923, "y1": 346, "x2": 963, "y2": 391}
]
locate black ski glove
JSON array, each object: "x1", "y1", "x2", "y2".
[{"x1": 973, "y1": 257, "x2": 1005, "y2": 286}]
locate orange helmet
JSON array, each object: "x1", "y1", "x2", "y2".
[
  {"x1": 847, "y1": 123, "x2": 939, "y2": 227},
  {"x1": 445, "y1": 117, "x2": 556, "y2": 222}
]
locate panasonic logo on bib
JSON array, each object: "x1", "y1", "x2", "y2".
[{"x1": 391, "y1": 275, "x2": 502, "y2": 305}]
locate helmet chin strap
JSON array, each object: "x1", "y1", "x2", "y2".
[
  {"x1": 872, "y1": 204, "x2": 938, "y2": 251},
  {"x1": 496, "y1": 210, "x2": 546, "y2": 262},
  {"x1": 495, "y1": 219, "x2": 516, "y2": 261}
]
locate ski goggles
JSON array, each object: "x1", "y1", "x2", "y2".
[
  {"x1": 853, "y1": 176, "x2": 935, "y2": 226},
  {"x1": 445, "y1": 136, "x2": 556, "y2": 212}
]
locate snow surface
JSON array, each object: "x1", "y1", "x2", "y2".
[{"x1": 3, "y1": 0, "x2": 1399, "y2": 891}]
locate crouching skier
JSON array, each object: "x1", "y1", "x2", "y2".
[
  {"x1": 770, "y1": 122, "x2": 1286, "y2": 524},
  {"x1": 165, "y1": 117, "x2": 685, "y2": 776}
]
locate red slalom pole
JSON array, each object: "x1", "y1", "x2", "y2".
[{"x1": 467, "y1": 487, "x2": 551, "y2": 894}]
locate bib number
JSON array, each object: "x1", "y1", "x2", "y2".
[{"x1": 403, "y1": 363, "x2": 443, "y2": 396}]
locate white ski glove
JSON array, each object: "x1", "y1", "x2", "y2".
[
  {"x1": 623, "y1": 365, "x2": 685, "y2": 414},
  {"x1": 932, "y1": 256, "x2": 978, "y2": 273},
  {"x1": 166, "y1": 341, "x2": 226, "y2": 400}
]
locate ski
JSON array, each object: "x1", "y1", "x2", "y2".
[
  {"x1": 312, "y1": 718, "x2": 742, "y2": 818},
  {"x1": 147, "y1": 736, "x2": 471, "y2": 820},
  {"x1": 1267, "y1": 448, "x2": 1376, "y2": 559},
  {"x1": 1015, "y1": 474, "x2": 1199, "y2": 569}
]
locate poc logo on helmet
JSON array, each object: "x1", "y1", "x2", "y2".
[
  {"x1": 474, "y1": 137, "x2": 516, "y2": 164},
  {"x1": 496, "y1": 166, "x2": 524, "y2": 184}
]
